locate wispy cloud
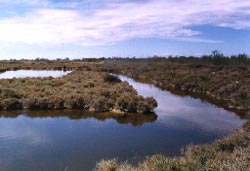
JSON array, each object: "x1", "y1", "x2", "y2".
[
  {"x1": 0, "y1": 0, "x2": 249, "y2": 46},
  {"x1": 0, "y1": 0, "x2": 49, "y2": 7}
]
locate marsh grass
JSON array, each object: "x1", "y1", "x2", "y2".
[
  {"x1": 0, "y1": 70, "x2": 157, "y2": 113},
  {"x1": 102, "y1": 59, "x2": 250, "y2": 117}
]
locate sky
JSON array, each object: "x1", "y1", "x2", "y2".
[{"x1": 0, "y1": 0, "x2": 250, "y2": 59}]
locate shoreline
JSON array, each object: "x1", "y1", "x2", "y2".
[{"x1": 119, "y1": 76, "x2": 248, "y2": 118}]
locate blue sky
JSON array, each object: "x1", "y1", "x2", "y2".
[{"x1": 0, "y1": 0, "x2": 250, "y2": 59}]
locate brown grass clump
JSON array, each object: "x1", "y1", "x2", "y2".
[{"x1": 96, "y1": 159, "x2": 119, "y2": 171}]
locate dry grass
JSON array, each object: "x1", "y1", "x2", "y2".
[
  {"x1": 0, "y1": 68, "x2": 157, "y2": 113},
  {"x1": 102, "y1": 60, "x2": 250, "y2": 118}
]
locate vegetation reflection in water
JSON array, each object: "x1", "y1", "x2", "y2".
[
  {"x1": 116, "y1": 75, "x2": 245, "y2": 134},
  {"x1": 0, "y1": 109, "x2": 157, "y2": 126},
  {"x1": 0, "y1": 75, "x2": 245, "y2": 171}
]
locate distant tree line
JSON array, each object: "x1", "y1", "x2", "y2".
[
  {"x1": 108, "y1": 51, "x2": 250, "y2": 66},
  {"x1": 166, "y1": 50, "x2": 250, "y2": 65},
  {"x1": 2, "y1": 51, "x2": 250, "y2": 65}
]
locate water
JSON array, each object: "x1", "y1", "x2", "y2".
[
  {"x1": 0, "y1": 75, "x2": 245, "y2": 171},
  {"x1": 0, "y1": 70, "x2": 71, "y2": 79}
]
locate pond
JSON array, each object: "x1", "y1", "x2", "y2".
[
  {"x1": 0, "y1": 75, "x2": 245, "y2": 171},
  {"x1": 0, "y1": 70, "x2": 71, "y2": 79}
]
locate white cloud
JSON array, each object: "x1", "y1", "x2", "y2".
[
  {"x1": 0, "y1": 0, "x2": 249, "y2": 46},
  {"x1": 175, "y1": 37, "x2": 223, "y2": 44}
]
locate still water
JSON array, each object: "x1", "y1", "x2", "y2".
[
  {"x1": 0, "y1": 70, "x2": 71, "y2": 79},
  {"x1": 0, "y1": 75, "x2": 245, "y2": 171}
]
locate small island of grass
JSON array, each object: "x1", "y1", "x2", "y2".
[{"x1": 0, "y1": 69, "x2": 157, "y2": 114}]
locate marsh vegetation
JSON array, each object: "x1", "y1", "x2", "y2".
[
  {"x1": 0, "y1": 70, "x2": 157, "y2": 113},
  {"x1": 95, "y1": 53, "x2": 250, "y2": 171},
  {"x1": 0, "y1": 55, "x2": 249, "y2": 171},
  {"x1": 102, "y1": 54, "x2": 250, "y2": 118}
]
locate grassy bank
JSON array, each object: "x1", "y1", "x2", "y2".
[
  {"x1": 102, "y1": 58, "x2": 250, "y2": 118},
  {"x1": 0, "y1": 67, "x2": 157, "y2": 113},
  {"x1": 0, "y1": 60, "x2": 99, "y2": 72},
  {"x1": 96, "y1": 121, "x2": 250, "y2": 171}
]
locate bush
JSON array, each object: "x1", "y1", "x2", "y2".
[
  {"x1": 23, "y1": 98, "x2": 49, "y2": 109},
  {"x1": 64, "y1": 95, "x2": 85, "y2": 109},
  {"x1": 104, "y1": 74, "x2": 121, "y2": 83},
  {"x1": 96, "y1": 159, "x2": 118, "y2": 171},
  {"x1": 0, "y1": 88, "x2": 20, "y2": 98},
  {"x1": 117, "y1": 94, "x2": 137, "y2": 112},
  {"x1": 0, "y1": 98, "x2": 22, "y2": 110},
  {"x1": 91, "y1": 96, "x2": 114, "y2": 112}
]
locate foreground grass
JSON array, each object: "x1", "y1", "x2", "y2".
[{"x1": 95, "y1": 121, "x2": 250, "y2": 171}]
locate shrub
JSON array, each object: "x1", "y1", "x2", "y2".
[
  {"x1": 48, "y1": 96, "x2": 64, "y2": 109},
  {"x1": 91, "y1": 96, "x2": 114, "y2": 112},
  {"x1": 0, "y1": 98, "x2": 22, "y2": 110},
  {"x1": 96, "y1": 159, "x2": 118, "y2": 171},
  {"x1": 104, "y1": 74, "x2": 121, "y2": 83},
  {"x1": 23, "y1": 97, "x2": 49, "y2": 109},
  {"x1": 0, "y1": 88, "x2": 20, "y2": 98},
  {"x1": 117, "y1": 94, "x2": 137, "y2": 112},
  {"x1": 138, "y1": 155, "x2": 181, "y2": 171}
]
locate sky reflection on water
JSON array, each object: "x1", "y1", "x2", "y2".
[{"x1": 0, "y1": 70, "x2": 71, "y2": 79}]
